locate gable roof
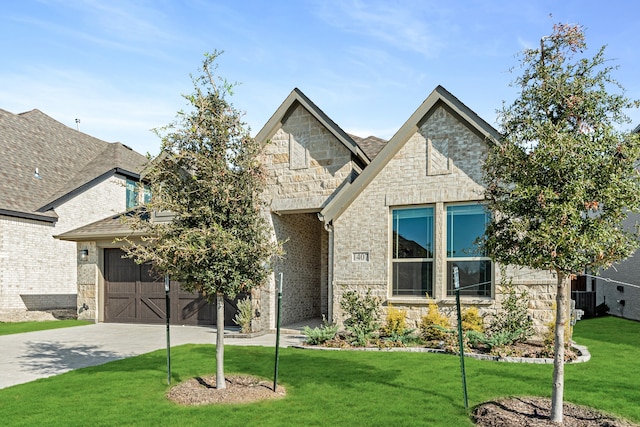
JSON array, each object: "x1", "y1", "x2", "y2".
[
  {"x1": 318, "y1": 85, "x2": 502, "y2": 224},
  {"x1": 0, "y1": 108, "x2": 148, "y2": 222},
  {"x1": 255, "y1": 88, "x2": 372, "y2": 166}
]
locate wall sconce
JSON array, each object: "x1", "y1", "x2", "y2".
[{"x1": 79, "y1": 249, "x2": 89, "y2": 261}]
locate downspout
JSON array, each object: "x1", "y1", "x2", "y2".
[{"x1": 318, "y1": 212, "x2": 334, "y2": 323}]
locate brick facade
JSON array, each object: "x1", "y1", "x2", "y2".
[{"x1": 0, "y1": 175, "x2": 128, "y2": 314}]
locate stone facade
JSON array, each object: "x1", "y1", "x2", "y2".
[
  {"x1": 253, "y1": 88, "x2": 560, "y2": 337},
  {"x1": 257, "y1": 102, "x2": 360, "y2": 330},
  {"x1": 328, "y1": 106, "x2": 556, "y2": 337},
  {"x1": 0, "y1": 175, "x2": 128, "y2": 313}
]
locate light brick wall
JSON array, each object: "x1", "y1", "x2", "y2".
[
  {"x1": 0, "y1": 175, "x2": 127, "y2": 313},
  {"x1": 331, "y1": 106, "x2": 556, "y2": 337},
  {"x1": 597, "y1": 212, "x2": 640, "y2": 321}
]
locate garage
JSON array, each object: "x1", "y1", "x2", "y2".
[{"x1": 104, "y1": 249, "x2": 240, "y2": 326}]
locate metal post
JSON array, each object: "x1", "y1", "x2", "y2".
[
  {"x1": 164, "y1": 273, "x2": 171, "y2": 385},
  {"x1": 273, "y1": 272, "x2": 283, "y2": 392},
  {"x1": 453, "y1": 266, "x2": 469, "y2": 412}
]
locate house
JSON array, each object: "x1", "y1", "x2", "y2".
[
  {"x1": 252, "y1": 86, "x2": 556, "y2": 336},
  {"x1": 0, "y1": 108, "x2": 148, "y2": 319},
  {"x1": 594, "y1": 123, "x2": 640, "y2": 322},
  {"x1": 56, "y1": 86, "x2": 558, "y2": 335}
]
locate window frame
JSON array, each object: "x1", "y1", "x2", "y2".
[
  {"x1": 445, "y1": 203, "x2": 493, "y2": 298},
  {"x1": 390, "y1": 205, "x2": 435, "y2": 298}
]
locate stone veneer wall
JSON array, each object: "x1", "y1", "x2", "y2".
[
  {"x1": 331, "y1": 106, "x2": 557, "y2": 338},
  {"x1": 261, "y1": 104, "x2": 356, "y2": 211},
  {"x1": 256, "y1": 103, "x2": 357, "y2": 330},
  {"x1": 0, "y1": 175, "x2": 127, "y2": 315}
]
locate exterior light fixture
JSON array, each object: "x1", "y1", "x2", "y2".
[{"x1": 79, "y1": 249, "x2": 89, "y2": 261}]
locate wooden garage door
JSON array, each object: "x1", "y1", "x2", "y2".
[{"x1": 104, "y1": 248, "x2": 238, "y2": 326}]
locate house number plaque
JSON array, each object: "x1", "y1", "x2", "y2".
[{"x1": 352, "y1": 252, "x2": 370, "y2": 262}]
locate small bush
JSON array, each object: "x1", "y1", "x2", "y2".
[
  {"x1": 487, "y1": 270, "x2": 534, "y2": 345},
  {"x1": 232, "y1": 296, "x2": 252, "y2": 333},
  {"x1": 340, "y1": 289, "x2": 381, "y2": 346},
  {"x1": 382, "y1": 304, "x2": 407, "y2": 337},
  {"x1": 304, "y1": 317, "x2": 339, "y2": 345},
  {"x1": 461, "y1": 307, "x2": 485, "y2": 333},
  {"x1": 419, "y1": 301, "x2": 452, "y2": 341}
]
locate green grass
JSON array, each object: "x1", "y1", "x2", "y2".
[
  {"x1": 0, "y1": 319, "x2": 92, "y2": 336},
  {"x1": 0, "y1": 316, "x2": 638, "y2": 426}
]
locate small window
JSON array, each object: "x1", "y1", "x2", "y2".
[
  {"x1": 392, "y1": 207, "x2": 434, "y2": 297},
  {"x1": 446, "y1": 204, "x2": 492, "y2": 297},
  {"x1": 126, "y1": 179, "x2": 138, "y2": 210}
]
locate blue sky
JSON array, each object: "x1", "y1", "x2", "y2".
[{"x1": 2, "y1": 0, "x2": 639, "y2": 156}]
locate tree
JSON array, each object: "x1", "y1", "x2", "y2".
[
  {"x1": 122, "y1": 51, "x2": 279, "y2": 389},
  {"x1": 483, "y1": 24, "x2": 640, "y2": 423}
]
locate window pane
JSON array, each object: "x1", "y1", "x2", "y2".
[
  {"x1": 126, "y1": 179, "x2": 138, "y2": 210},
  {"x1": 447, "y1": 260, "x2": 492, "y2": 297},
  {"x1": 393, "y1": 261, "x2": 433, "y2": 296},
  {"x1": 447, "y1": 205, "x2": 488, "y2": 257},
  {"x1": 393, "y1": 207, "x2": 434, "y2": 258}
]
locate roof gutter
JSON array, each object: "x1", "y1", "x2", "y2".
[{"x1": 0, "y1": 208, "x2": 58, "y2": 223}]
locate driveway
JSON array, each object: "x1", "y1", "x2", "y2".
[{"x1": 0, "y1": 323, "x2": 305, "y2": 389}]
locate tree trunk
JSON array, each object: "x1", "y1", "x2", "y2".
[
  {"x1": 216, "y1": 292, "x2": 226, "y2": 390},
  {"x1": 551, "y1": 271, "x2": 568, "y2": 423}
]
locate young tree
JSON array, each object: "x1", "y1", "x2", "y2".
[
  {"x1": 484, "y1": 24, "x2": 640, "y2": 423},
  {"x1": 122, "y1": 51, "x2": 279, "y2": 389}
]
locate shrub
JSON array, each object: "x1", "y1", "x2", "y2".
[
  {"x1": 487, "y1": 270, "x2": 534, "y2": 345},
  {"x1": 304, "y1": 317, "x2": 339, "y2": 345},
  {"x1": 381, "y1": 304, "x2": 407, "y2": 337},
  {"x1": 461, "y1": 307, "x2": 485, "y2": 333},
  {"x1": 232, "y1": 296, "x2": 252, "y2": 333},
  {"x1": 419, "y1": 301, "x2": 452, "y2": 341},
  {"x1": 340, "y1": 289, "x2": 381, "y2": 346}
]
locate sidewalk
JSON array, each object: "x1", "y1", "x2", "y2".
[{"x1": 0, "y1": 323, "x2": 307, "y2": 389}]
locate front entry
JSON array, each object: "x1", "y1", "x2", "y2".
[{"x1": 104, "y1": 249, "x2": 239, "y2": 326}]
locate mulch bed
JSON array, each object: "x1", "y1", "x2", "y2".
[
  {"x1": 473, "y1": 397, "x2": 639, "y2": 426},
  {"x1": 167, "y1": 374, "x2": 286, "y2": 406}
]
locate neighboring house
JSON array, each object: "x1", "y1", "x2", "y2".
[
  {"x1": 57, "y1": 86, "x2": 558, "y2": 335},
  {"x1": 0, "y1": 108, "x2": 148, "y2": 318},
  {"x1": 595, "y1": 123, "x2": 640, "y2": 321}
]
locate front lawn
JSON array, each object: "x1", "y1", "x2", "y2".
[
  {"x1": 0, "y1": 316, "x2": 638, "y2": 426},
  {"x1": 0, "y1": 319, "x2": 92, "y2": 336}
]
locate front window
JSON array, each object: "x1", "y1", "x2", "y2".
[
  {"x1": 446, "y1": 204, "x2": 492, "y2": 297},
  {"x1": 392, "y1": 207, "x2": 434, "y2": 296}
]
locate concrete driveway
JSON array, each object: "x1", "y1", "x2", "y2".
[{"x1": 0, "y1": 323, "x2": 305, "y2": 389}]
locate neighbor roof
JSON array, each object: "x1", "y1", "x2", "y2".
[
  {"x1": 319, "y1": 85, "x2": 502, "y2": 224},
  {"x1": 0, "y1": 108, "x2": 148, "y2": 222}
]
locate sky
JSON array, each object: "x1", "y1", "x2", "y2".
[{"x1": 2, "y1": 0, "x2": 639, "y2": 156}]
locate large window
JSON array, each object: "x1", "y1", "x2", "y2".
[
  {"x1": 446, "y1": 204, "x2": 492, "y2": 297},
  {"x1": 392, "y1": 207, "x2": 434, "y2": 296}
]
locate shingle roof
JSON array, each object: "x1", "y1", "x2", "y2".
[
  {"x1": 0, "y1": 108, "x2": 148, "y2": 221},
  {"x1": 55, "y1": 210, "x2": 149, "y2": 241},
  {"x1": 348, "y1": 134, "x2": 388, "y2": 160}
]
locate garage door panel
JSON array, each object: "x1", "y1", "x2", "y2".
[
  {"x1": 104, "y1": 249, "x2": 217, "y2": 325},
  {"x1": 140, "y1": 297, "x2": 166, "y2": 323},
  {"x1": 106, "y1": 297, "x2": 137, "y2": 322}
]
